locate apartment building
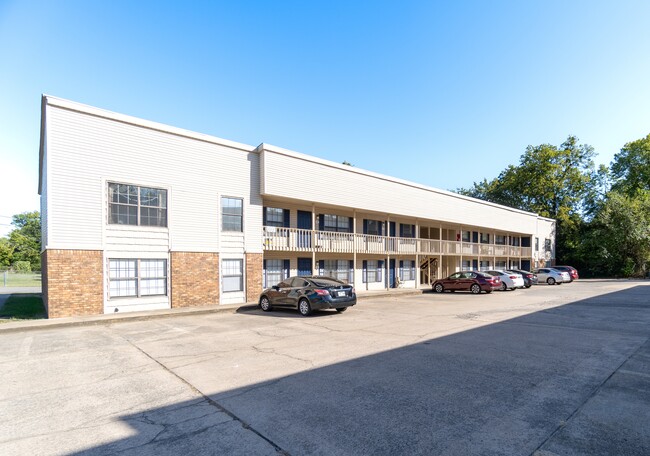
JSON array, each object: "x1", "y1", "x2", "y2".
[{"x1": 39, "y1": 96, "x2": 556, "y2": 318}]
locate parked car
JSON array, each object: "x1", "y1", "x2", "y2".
[
  {"x1": 432, "y1": 271, "x2": 501, "y2": 294},
  {"x1": 534, "y1": 268, "x2": 570, "y2": 285},
  {"x1": 552, "y1": 265, "x2": 579, "y2": 282},
  {"x1": 485, "y1": 270, "x2": 525, "y2": 290},
  {"x1": 506, "y1": 269, "x2": 538, "y2": 288},
  {"x1": 259, "y1": 276, "x2": 356, "y2": 316}
]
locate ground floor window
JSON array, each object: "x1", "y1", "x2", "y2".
[
  {"x1": 263, "y1": 259, "x2": 289, "y2": 288},
  {"x1": 222, "y1": 259, "x2": 243, "y2": 292},
  {"x1": 496, "y1": 260, "x2": 507, "y2": 269},
  {"x1": 109, "y1": 259, "x2": 167, "y2": 298},
  {"x1": 363, "y1": 260, "x2": 383, "y2": 283},
  {"x1": 479, "y1": 260, "x2": 491, "y2": 271},
  {"x1": 462, "y1": 260, "x2": 471, "y2": 269},
  {"x1": 321, "y1": 259, "x2": 352, "y2": 282},
  {"x1": 400, "y1": 260, "x2": 415, "y2": 280}
]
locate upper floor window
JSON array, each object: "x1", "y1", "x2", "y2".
[
  {"x1": 365, "y1": 219, "x2": 383, "y2": 236},
  {"x1": 544, "y1": 238, "x2": 551, "y2": 252},
  {"x1": 322, "y1": 214, "x2": 351, "y2": 233},
  {"x1": 400, "y1": 224, "x2": 415, "y2": 238},
  {"x1": 222, "y1": 197, "x2": 243, "y2": 231},
  {"x1": 264, "y1": 207, "x2": 289, "y2": 228},
  {"x1": 109, "y1": 183, "x2": 167, "y2": 227},
  {"x1": 461, "y1": 231, "x2": 471, "y2": 242},
  {"x1": 495, "y1": 235, "x2": 506, "y2": 245},
  {"x1": 480, "y1": 233, "x2": 490, "y2": 244},
  {"x1": 535, "y1": 237, "x2": 539, "y2": 251}
]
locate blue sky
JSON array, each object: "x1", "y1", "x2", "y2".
[{"x1": 1, "y1": 0, "x2": 650, "y2": 236}]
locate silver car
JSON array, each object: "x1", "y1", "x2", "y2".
[{"x1": 534, "y1": 268, "x2": 570, "y2": 285}]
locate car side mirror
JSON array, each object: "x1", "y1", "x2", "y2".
[{"x1": 272, "y1": 285, "x2": 280, "y2": 291}]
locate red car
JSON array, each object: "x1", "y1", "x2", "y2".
[
  {"x1": 432, "y1": 271, "x2": 501, "y2": 294},
  {"x1": 553, "y1": 266, "x2": 579, "y2": 282}
]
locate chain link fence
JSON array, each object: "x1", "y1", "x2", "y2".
[{"x1": 0, "y1": 271, "x2": 42, "y2": 287}]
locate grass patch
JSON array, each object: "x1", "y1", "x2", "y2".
[
  {"x1": 0, "y1": 294, "x2": 46, "y2": 321},
  {"x1": 0, "y1": 273, "x2": 42, "y2": 287}
]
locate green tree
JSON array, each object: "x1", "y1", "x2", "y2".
[
  {"x1": 457, "y1": 136, "x2": 600, "y2": 262},
  {"x1": 579, "y1": 190, "x2": 650, "y2": 277},
  {"x1": 0, "y1": 238, "x2": 13, "y2": 268},
  {"x1": 610, "y1": 133, "x2": 650, "y2": 197},
  {"x1": 7, "y1": 211, "x2": 41, "y2": 270}
]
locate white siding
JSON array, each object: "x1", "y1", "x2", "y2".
[
  {"x1": 261, "y1": 147, "x2": 539, "y2": 234},
  {"x1": 45, "y1": 101, "x2": 262, "y2": 254}
]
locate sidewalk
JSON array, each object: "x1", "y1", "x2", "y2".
[{"x1": 0, "y1": 286, "x2": 426, "y2": 334}]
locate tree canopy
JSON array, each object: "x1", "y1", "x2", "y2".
[{"x1": 0, "y1": 211, "x2": 41, "y2": 270}]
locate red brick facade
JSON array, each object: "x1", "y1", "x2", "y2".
[
  {"x1": 170, "y1": 252, "x2": 220, "y2": 308},
  {"x1": 43, "y1": 249, "x2": 104, "y2": 318},
  {"x1": 246, "y1": 253, "x2": 263, "y2": 303}
]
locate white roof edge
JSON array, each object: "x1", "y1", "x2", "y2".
[
  {"x1": 42, "y1": 95, "x2": 257, "y2": 153},
  {"x1": 259, "y1": 143, "x2": 547, "y2": 219}
]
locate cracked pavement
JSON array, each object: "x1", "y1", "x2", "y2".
[{"x1": 1, "y1": 280, "x2": 649, "y2": 455}]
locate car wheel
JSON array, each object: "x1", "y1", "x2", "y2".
[
  {"x1": 335, "y1": 307, "x2": 347, "y2": 313},
  {"x1": 298, "y1": 299, "x2": 312, "y2": 316},
  {"x1": 259, "y1": 296, "x2": 272, "y2": 311},
  {"x1": 524, "y1": 284, "x2": 531, "y2": 289},
  {"x1": 485, "y1": 290, "x2": 492, "y2": 294},
  {"x1": 470, "y1": 284, "x2": 481, "y2": 294},
  {"x1": 434, "y1": 283, "x2": 444, "y2": 293},
  {"x1": 501, "y1": 282, "x2": 507, "y2": 291},
  {"x1": 547, "y1": 277, "x2": 556, "y2": 285}
]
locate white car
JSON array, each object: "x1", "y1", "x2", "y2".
[
  {"x1": 534, "y1": 268, "x2": 570, "y2": 285},
  {"x1": 485, "y1": 270, "x2": 525, "y2": 290}
]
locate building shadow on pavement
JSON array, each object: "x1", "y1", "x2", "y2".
[{"x1": 69, "y1": 286, "x2": 650, "y2": 456}]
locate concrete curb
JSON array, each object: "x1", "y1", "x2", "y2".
[{"x1": 0, "y1": 288, "x2": 426, "y2": 334}]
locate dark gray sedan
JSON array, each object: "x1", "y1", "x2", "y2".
[{"x1": 259, "y1": 276, "x2": 356, "y2": 316}]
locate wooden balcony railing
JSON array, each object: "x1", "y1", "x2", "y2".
[{"x1": 263, "y1": 227, "x2": 532, "y2": 258}]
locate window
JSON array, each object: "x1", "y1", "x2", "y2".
[
  {"x1": 264, "y1": 259, "x2": 289, "y2": 288},
  {"x1": 108, "y1": 259, "x2": 167, "y2": 298},
  {"x1": 222, "y1": 259, "x2": 243, "y2": 292},
  {"x1": 496, "y1": 260, "x2": 507, "y2": 269},
  {"x1": 479, "y1": 260, "x2": 490, "y2": 271},
  {"x1": 265, "y1": 207, "x2": 287, "y2": 228},
  {"x1": 462, "y1": 231, "x2": 471, "y2": 242},
  {"x1": 535, "y1": 237, "x2": 539, "y2": 251},
  {"x1": 365, "y1": 260, "x2": 379, "y2": 282},
  {"x1": 400, "y1": 224, "x2": 415, "y2": 238},
  {"x1": 323, "y1": 214, "x2": 351, "y2": 232},
  {"x1": 366, "y1": 219, "x2": 382, "y2": 236},
  {"x1": 480, "y1": 233, "x2": 490, "y2": 244},
  {"x1": 401, "y1": 260, "x2": 415, "y2": 280},
  {"x1": 544, "y1": 238, "x2": 551, "y2": 252},
  {"x1": 462, "y1": 260, "x2": 471, "y2": 269},
  {"x1": 323, "y1": 259, "x2": 350, "y2": 282},
  {"x1": 495, "y1": 235, "x2": 506, "y2": 245},
  {"x1": 222, "y1": 197, "x2": 243, "y2": 231},
  {"x1": 109, "y1": 183, "x2": 167, "y2": 227}
]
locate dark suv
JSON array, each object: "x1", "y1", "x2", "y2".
[
  {"x1": 259, "y1": 276, "x2": 356, "y2": 316},
  {"x1": 506, "y1": 269, "x2": 538, "y2": 288}
]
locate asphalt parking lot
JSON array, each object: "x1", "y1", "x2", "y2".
[{"x1": 1, "y1": 280, "x2": 649, "y2": 456}]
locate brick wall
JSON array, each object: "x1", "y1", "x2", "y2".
[
  {"x1": 246, "y1": 253, "x2": 263, "y2": 303},
  {"x1": 171, "y1": 252, "x2": 219, "y2": 308},
  {"x1": 44, "y1": 249, "x2": 104, "y2": 318}
]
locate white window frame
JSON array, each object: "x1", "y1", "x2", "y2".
[
  {"x1": 108, "y1": 182, "x2": 168, "y2": 227},
  {"x1": 222, "y1": 197, "x2": 243, "y2": 232},
  {"x1": 222, "y1": 259, "x2": 244, "y2": 292},
  {"x1": 108, "y1": 258, "x2": 167, "y2": 299}
]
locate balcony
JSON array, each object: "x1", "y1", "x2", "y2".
[{"x1": 263, "y1": 227, "x2": 532, "y2": 258}]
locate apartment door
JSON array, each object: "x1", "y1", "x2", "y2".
[
  {"x1": 389, "y1": 259, "x2": 396, "y2": 288},
  {"x1": 297, "y1": 210, "x2": 312, "y2": 248}
]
